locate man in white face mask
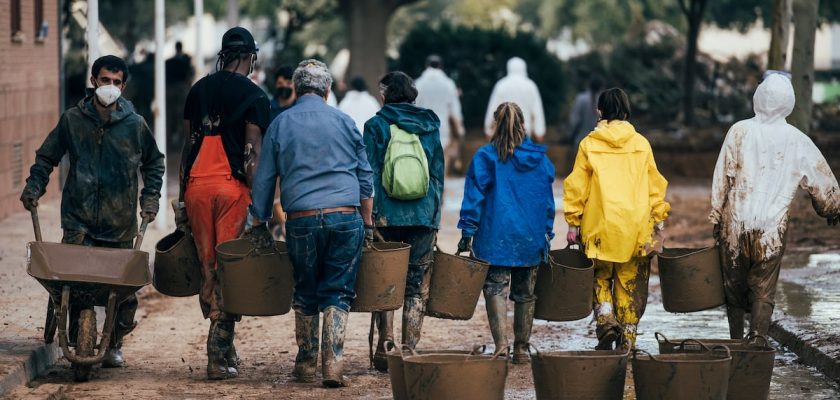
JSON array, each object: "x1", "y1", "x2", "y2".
[{"x1": 20, "y1": 55, "x2": 164, "y2": 369}]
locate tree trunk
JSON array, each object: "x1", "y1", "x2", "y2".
[
  {"x1": 790, "y1": 0, "x2": 819, "y2": 134},
  {"x1": 768, "y1": 0, "x2": 792, "y2": 70},
  {"x1": 680, "y1": 0, "x2": 707, "y2": 127}
]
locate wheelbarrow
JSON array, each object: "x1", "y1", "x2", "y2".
[{"x1": 26, "y1": 208, "x2": 152, "y2": 382}]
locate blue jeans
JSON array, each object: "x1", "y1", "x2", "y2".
[{"x1": 285, "y1": 211, "x2": 364, "y2": 315}]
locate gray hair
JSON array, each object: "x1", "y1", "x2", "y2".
[{"x1": 293, "y1": 59, "x2": 333, "y2": 97}]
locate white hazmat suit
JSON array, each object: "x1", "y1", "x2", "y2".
[
  {"x1": 483, "y1": 57, "x2": 546, "y2": 140},
  {"x1": 338, "y1": 90, "x2": 381, "y2": 134},
  {"x1": 415, "y1": 67, "x2": 464, "y2": 150}
]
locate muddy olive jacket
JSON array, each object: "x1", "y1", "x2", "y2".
[
  {"x1": 710, "y1": 74, "x2": 840, "y2": 260},
  {"x1": 23, "y1": 94, "x2": 164, "y2": 242}
]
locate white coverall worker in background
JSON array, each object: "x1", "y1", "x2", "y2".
[
  {"x1": 415, "y1": 56, "x2": 465, "y2": 171},
  {"x1": 338, "y1": 77, "x2": 381, "y2": 134},
  {"x1": 483, "y1": 57, "x2": 546, "y2": 142},
  {"x1": 710, "y1": 73, "x2": 840, "y2": 340}
]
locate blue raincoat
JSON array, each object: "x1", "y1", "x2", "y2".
[{"x1": 458, "y1": 139, "x2": 556, "y2": 267}]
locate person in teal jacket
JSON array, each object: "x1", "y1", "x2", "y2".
[
  {"x1": 458, "y1": 102, "x2": 555, "y2": 364},
  {"x1": 363, "y1": 71, "x2": 444, "y2": 371}
]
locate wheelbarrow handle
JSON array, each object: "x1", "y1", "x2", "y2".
[
  {"x1": 30, "y1": 208, "x2": 42, "y2": 242},
  {"x1": 134, "y1": 217, "x2": 150, "y2": 250}
]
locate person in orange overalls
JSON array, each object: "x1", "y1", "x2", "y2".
[{"x1": 177, "y1": 27, "x2": 270, "y2": 380}]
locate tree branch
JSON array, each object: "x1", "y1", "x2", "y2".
[{"x1": 677, "y1": 0, "x2": 689, "y2": 16}]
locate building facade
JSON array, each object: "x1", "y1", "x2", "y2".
[{"x1": 0, "y1": 0, "x2": 60, "y2": 220}]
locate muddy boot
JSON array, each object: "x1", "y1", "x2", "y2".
[
  {"x1": 512, "y1": 301, "x2": 535, "y2": 364},
  {"x1": 102, "y1": 319, "x2": 136, "y2": 368},
  {"x1": 750, "y1": 301, "x2": 774, "y2": 337},
  {"x1": 402, "y1": 297, "x2": 426, "y2": 350},
  {"x1": 726, "y1": 306, "x2": 746, "y2": 339},
  {"x1": 206, "y1": 320, "x2": 237, "y2": 380},
  {"x1": 485, "y1": 294, "x2": 510, "y2": 354},
  {"x1": 595, "y1": 314, "x2": 621, "y2": 351},
  {"x1": 620, "y1": 324, "x2": 637, "y2": 351},
  {"x1": 226, "y1": 322, "x2": 241, "y2": 372},
  {"x1": 373, "y1": 311, "x2": 394, "y2": 372},
  {"x1": 293, "y1": 313, "x2": 319, "y2": 383},
  {"x1": 321, "y1": 306, "x2": 350, "y2": 388}
]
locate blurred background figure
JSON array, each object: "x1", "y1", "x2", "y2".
[
  {"x1": 338, "y1": 76, "x2": 380, "y2": 133},
  {"x1": 166, "y1": 41, "x2": 194, "y2": 153},
  {"x1": 125, "y1": 51, "x2": 155, "y2": 126},
  {"x1": 415, "y1": 55, "x2": 465, "y2": 175},
  {"x1": 568, "y1": 75, "x2": 604, "y2": 161},
  {"x1": 270, "y1": 66, "x2": 297, "y2": 121},
  {"x1": 484, "y1": 57, "x2": 545, "y2": 143}
]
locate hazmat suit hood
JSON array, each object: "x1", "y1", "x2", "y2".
[
  {"x1": 506, "y1": 57, "x2": 528, "y2": 78},
  {"x1": 510, "y1": 139, "x2": 546, "y2": 172},
  {"x1": 753, "y1": 74, "x2": 795, "y2": 125},
  {"x1": 376, "y1": 102, "x2": 441, "y2": 135},
  {"x1": 588, "y1": 120, "x2": 637, "y2": 149}
]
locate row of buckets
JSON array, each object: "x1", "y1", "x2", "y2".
[{"x1": 151, "y1": 229, "x2": 771, "y2": 399}]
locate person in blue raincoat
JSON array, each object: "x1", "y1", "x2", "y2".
[{"x1": 457, "y1": 102, "x2": 555, "y2": 364}]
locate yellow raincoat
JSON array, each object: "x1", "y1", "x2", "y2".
[{"x1": 563, "y1": 120, "x2": 670, "y2": 263}]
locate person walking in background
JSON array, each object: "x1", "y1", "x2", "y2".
[
  {"x1": 339, "y1": 76, "x2": 381, "y2": 133},
  {"x1": 363, "y1": 72, "x2": 443, "y2": 371},
  {"x1": 484, "y1": 57, "x2": 546, "y2": 143},
  {"x1": 270, "y1": 66, "x2": 296, "y2": 121},
  {"x1": 166, "y1": 41, "x2": 195, "y2": 153},
  {"x1": 248, "y1": 59, "x2": 374, "y2": 388},
  {"x1": 415, "y1": 55, "x2": 465, "y2": 175},
  {"x1": 458, "y1": 102, "x2": 555, "y2": 363},
  {"x1": 563, "y1": 88, "x2": 669, "y2": 351},
  {"x1": 568, "y1": 76, "x2": 604, "y2": 160},
  {"x1": 178, "y1": 27, "x2": 270, "y2": 380},
  {"x1": 710, "y1": 72, "x2": 840, "y2": 339}
]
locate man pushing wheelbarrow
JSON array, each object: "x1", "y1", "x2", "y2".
[{"x1": 19, "y1": 55, "x2": 164, "y2": 376}]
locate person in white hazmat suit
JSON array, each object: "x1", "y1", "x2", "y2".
[
  {"x1": 710, "y1": 72, "x2": 840, "y2": 339},
  {"x1": 338, "y1": 76, "x2": 381, "y2": 133},
  {"x1": 483, "y1": 57, "x2": 546, "y2": 142},
  {"x1": 415, "y1": 55, "x2": 465, "y2": 174}
]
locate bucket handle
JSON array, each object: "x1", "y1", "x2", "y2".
[
  {"x1": 470, "y1": 344, "x2": 487, "y2": 355},
  {"x1": 528, "y1": 343, "x2": 541, "y2": 356},
  {"x1": 677, "y1": 338, "x2": 713, "y2": 352},
  {"x1": 633, "y1": 349, "x2": 659, "y2": 361},
  {"x1": 491, "y1": 345, "x2": 510, "y2": 360},
  {"x1": 745, "y1": 332, "x2": 774, "y2": 349},
  {"x1": 654, "y1": 332, "x2": 672, "y2": 345},
  {"x1": 711, "y1": 344, "x2": 732, "y2": 359},
  {"x1": 401, "y1": 344, "x2": 418, "y2": 356}
]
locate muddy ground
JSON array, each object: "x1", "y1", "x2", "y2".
[{"x1": 8, "y1": 180, "x2": 840, "y2": 399}]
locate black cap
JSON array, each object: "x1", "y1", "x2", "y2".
[{"x1": 221, "y1": 27, "x2": 258, "y2": 53}]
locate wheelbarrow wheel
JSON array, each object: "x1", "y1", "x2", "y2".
[{"x1": 73, "y1": 309, "x2": 97, "y2": 382}]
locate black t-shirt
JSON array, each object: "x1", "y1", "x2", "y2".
[{"x1": 183, "y1": 71, "x2": 270, "y2": 184}]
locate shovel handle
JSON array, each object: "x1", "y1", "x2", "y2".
[
  {"x1": 30, "y1": 208, "x2": 42, "y2": 242},
  {"x1": 134, "y1": 217, "x2": 149, "y2": 250}
]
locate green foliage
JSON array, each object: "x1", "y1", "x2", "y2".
[{"x1": 393, "y1": 23, "x2": 567, "y2": 129}]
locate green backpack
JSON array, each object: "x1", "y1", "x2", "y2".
[{"x1": 382, "y1": 124, "x2": 430, "y2": 200}]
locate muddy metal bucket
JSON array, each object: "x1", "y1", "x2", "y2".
[
  {"x1": 351, "y1": 242, "x2": 411, "y2": 312},
  {"x1": 633, "y1": 345, "x2": 732, "y2": 400},
  {"x1": 216, "y1": 239, "x2": 294, "y2": 316},
  {"x1": 656, "y1": 333, "x2": 775, "y2": 400},
  {"x1": 531, "y1": 347, "x2": 628, "y2": 400},
  {"x1": 658, "y1": 246, "x2": 725, "y2": 312},
  {"x1": 426, "y1": 248, "x2": 489, "y2": 320},
  {"x1": 534, "y1": 246, "x2": 594, "y2": 321},
  {"x1": 386, "y1": 343, "x2": 485, "y2": 400},
  {"x1": 153, "y1": 230, "x2": 201, "y2": 297},
  {"x1": 402, "y1": 348, "x2": 508, "y2": 400}
]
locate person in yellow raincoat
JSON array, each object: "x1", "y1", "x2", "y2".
[{"x1": 563, "y1": 88, "x2": 670, "y2": 350}]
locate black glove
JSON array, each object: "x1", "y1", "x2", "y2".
[
  {"x1": 141, "y1": 200, "x2": 159, "y2": 223},
  {"x1": 20, "y1": 186, "x2": 40, "y2": 211},
  {"x1": 828, "y1": 215, "x2": 840, "y2": 227},
  {"x1": 172, "y1": 201, "x2": 189, "y2": 232},
  {"x1": 457, "y1": 236, "x2": 473, "y2": 254},
  {"x1": 140, "y1": 211, "x2": 157, "y2": 224},
  {"x1": 249, "y1": 223, "x2": 274, "y2": 249},
  {"x1": 364, "y1": 225, "x2": 375, "y2": 246}
]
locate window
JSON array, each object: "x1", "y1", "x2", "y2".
[
  {"x1": 35, "y1": 0, "x2": 44, "y2": 35},
  {"x1": 10, "y1": 0, "x2": 23, "y2": 42}
]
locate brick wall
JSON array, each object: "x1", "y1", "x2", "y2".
[{"x1": 0, "y1": 0, "x2": 60, "y2": 220}]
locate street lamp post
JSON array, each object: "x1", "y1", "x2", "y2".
[{"x1": 154, "y1": 0, "x2": 168, "y2": 230}]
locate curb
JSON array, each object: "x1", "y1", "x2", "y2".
[
  {"x1": 0, "y1": 342, "x2": 61, "y2": 396},
  {"x1": 770, "y1": 314, "x2": 840, "y2": 383}
]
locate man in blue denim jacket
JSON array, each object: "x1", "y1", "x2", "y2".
[{"x1": 249, "y1": 59, "x2": 374, "y2": 388}]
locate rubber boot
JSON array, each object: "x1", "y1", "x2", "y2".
[
  {"x1": 373, "y1": 311, "x2": 394, "y2": 372},
  {"x1": 726, "y1": 306, "x2": 746, "y2": 339},
  {"x1": 321, "y1": 306, "x2": 350, "y2": 388},
  {"x1": 102, "y1": 319, "x2": 136, "y2": 368},
  {"x1": 512, "y1": 301, "x2": 535, "y2": 364},
  {"x1": 206, "y1": 320, "x2": 238, "y2": 380},
  {"x1": 594, "y1": 305, "x2": 621, "y2": 351},
  {"x1": 750, "y1": 301, "x2": 774, "y2": 337},
  {"x1": 620, "y1": 324, "x2": 637, "y2": 351},
  {"x1": 402, "y1": 297, "x2": 426, "y2": 350},
  {"x1": 226, "y1": 322, "x2": 241, "y2": 372},
  {"x1": 293, "y1": 313, "x2": 319, "y2": 383},
  {"x1": 485, "y1": 294, "x2": 509, "y2": 354}
]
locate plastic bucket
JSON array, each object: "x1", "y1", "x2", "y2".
[
  {"x1": 386, "y1": 344, "x2": 484, "y2": 400},
  {"x1": 425, "y1": 249, "x2": 489, "y2": 320},
  {"x1": 658, "y1": 247, "x2": 725, "y2": 312},
  {"x1": 215, "y1": 239, "x2": 294, "y2": 316},
  {"x1": 350, "y1": 242, "x2": 411, "y2": 312},
  {"x1": 656, "y1": 333, "x2": 775, "y2": 400},
  {"x1": 402, "y1": 349, "x2": 508, "y2": 400},
  {"x1": 531, "y1": 348, "x2": 628, "y2": 400},
  {"x1": 534, "y1": 246, "x2": 594, "y2": 321},
  {"x1": 632, "y1": 346, "x2": 732, "y2": 400},
  {"x1": 153, "y1": 230, "x2": 201, "y2": 297}
]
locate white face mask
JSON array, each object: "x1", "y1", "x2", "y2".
[{"x1": 95, "y1": 85, "x2": 121, "y2": 107}]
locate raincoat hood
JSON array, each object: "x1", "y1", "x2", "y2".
[
  {"x1": 753, "y1": 74, "x2": 795, "y2": 125},
  {"x1": 80, "y1": 89, "x2": 137, "y2": 124},
  {"x1": 376, "y1": 102, "x2": 440, "y2": 135},
  {"x1": 510, "y1": 139, "x2": 547, "y2": 171},
  {"x1": 589, "y1": 120, "x2": 637, "y2": 148},
  {"x1": 506, "y1": 57, "x2": 528, "y2": 78}
]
